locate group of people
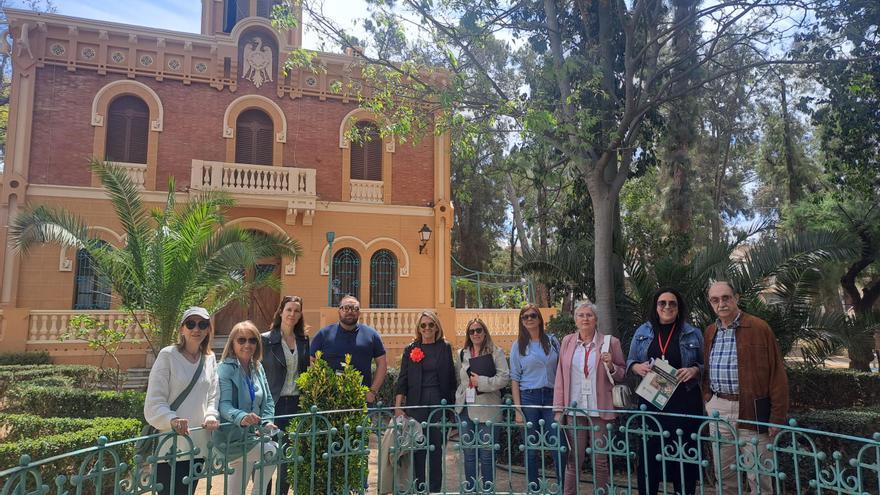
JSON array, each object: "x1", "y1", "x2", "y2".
[{"x1": 144, "y1": 281, "x2": 789, "y2": 495}]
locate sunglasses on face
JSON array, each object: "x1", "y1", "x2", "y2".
[
  {"x1": 236, "y1": 337, "x2": 259, "y2": 345},
  {"x1": 419, "y1": 322, "x2": 436, "y2": 329},
  {"x1": 657, "y1": 300, "x2": 679, "y2": 308},
  {"x1": 184, "y1": 320, "x2": 210, "y2": 330},
  {"x1": 467, "y1": 327, "x2": 484, "y2": 335},
  {"x1": 339, "y1": 305, "x2": 360, "y2": 313},
  {"x1": 709, "y1": 294, "x2": 734, "y2": 305},
  {"x1": 521, "y1": 313, "x2": 540, "y2": 321}
]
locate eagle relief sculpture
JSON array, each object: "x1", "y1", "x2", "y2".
[{"x1": 242, "y1": 37, "x2": 273, "y2": 88}]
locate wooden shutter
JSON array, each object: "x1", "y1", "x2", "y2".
[
  {"x1": 351, "y1": 121, "x2": 382, "y2": 181},
  {"x1": 235, "y1": 109, "x2": 274, "y2": 165},
  {"x1": 105, "y1": 95, "x2": 149, "y2": 164}
]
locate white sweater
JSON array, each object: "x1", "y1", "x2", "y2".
[{"x1": 144, "y1": 346, "x2": 219, "y2": 458}]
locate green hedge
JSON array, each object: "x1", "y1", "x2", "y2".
[
  {"x1": 0, "y1": 351, "x2": 50, "y2": 366},
  {"x1": 4, "y1": 385, "x2": 145, "y2": 422},
  {"x1": 0, "y1": 413, "x2": 141, "y2": 487},
  {"x1": 788, "y1": 367, "x2": 880, "y2": 409},
  {"x1": 0, "y1": 365, "x2": 105, "y2": 399}
]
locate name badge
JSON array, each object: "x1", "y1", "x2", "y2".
[{"x1": 465, "y1": 387, "x2": 476, "y2": 403}]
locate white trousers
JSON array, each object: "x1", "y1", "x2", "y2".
[
  {"x1": 707, "y1": 396, "x2": 774, "y2": 494},
  {"x1": 225, "y1": 441, "x2": 278, "y2": 495}
]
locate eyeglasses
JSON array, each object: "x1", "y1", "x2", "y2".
[
  {"x1": 657, "y1": 300, "x2": 679, "y2": 308},
  {"x1": 419, "y1": 322, "x2": 436, "y2": 329},
  {"x1": 467, "y1": 327, "x2": 484, "y2": 335},
  {"x1": 709, "y1": 295, "x2": 734, "y2": 305},
  {"x1": 236, "y1": 337, "x2": 259, "y2": 345},
  {"x1": 339, "y1": 305, "x2": 360, "y2": 313},
  {"x1": 521, "y1": 313, "x2": 540, "y2": 321},
  {"x1": 184, "y1": 320, "x2": 210, "y2": 330}
]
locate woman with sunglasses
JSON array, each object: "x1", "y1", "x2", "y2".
[
  {"x1": 454, "y1": 318, "x2": 510, "y2": 492},
  {"x1": 509, "y1": 304, "x2": 564, "y2": 492},
  {"x1": 626, "y1": 287, "x2": 704, "y2": 495},
  {"x1": 216, "y1": 321, "x2": 278, "y2": 495},
  {"x1": 144, "y1": 306, "x2": 220, "y2": 495},
  {"x1": 394, "y1": 310, "x2": 457, "y2": 493},
  {"x1": 261, "y1": 296, "x2": 309, "y2": 494},
  {"x1": 552, "y1": 301, "x2": 626, "y2": 495}
]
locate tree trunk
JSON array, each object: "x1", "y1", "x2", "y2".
[
  {"x1": 779, "y1": 77, "x2": 800, "y2": 207},
  {"x1": 591, "y1": 185, "x2": 618, "y2": 335}
]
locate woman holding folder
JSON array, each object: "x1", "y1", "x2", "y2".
[
  {"x1": 454, "y1": 318, "x2": 510, "y2": 491},
  {"x1": 626, "y1": 287, "x2": 704, "y2": 495}
]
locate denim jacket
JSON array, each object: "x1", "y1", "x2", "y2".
[
  {"x1": 213, "y1": 357, "x2": 275, "y2": 451},
  {"x1": 626, "y1": 321, "x2": 704, "y2": 390}
]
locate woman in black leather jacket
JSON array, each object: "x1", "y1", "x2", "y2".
[{"x1": 261, "y1": 295, "x2": 310, "y2": 495}]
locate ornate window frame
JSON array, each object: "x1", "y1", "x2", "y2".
[
  {"x1": 91, "y1": 80, "x2": 163, "y2": 189},
  {"x1": 338, "y1": 108, "x2": 394, "y2": 203},
  {"x1": 223, "y1": 94, "x2": 287, "y2": 166}
]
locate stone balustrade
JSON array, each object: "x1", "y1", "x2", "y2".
[
  {"x1": 350, "y1": 179, "x2": 384, "y2": 203},
  {"x1": 27, "y1": 310, "x2": 146, "y2": 343}
]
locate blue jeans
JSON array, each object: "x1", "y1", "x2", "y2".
[
  {"x1": 520, "y1": 387, "x2": 566, "y2": 492},
  {"x1": 460, "y1": 409, "x2": 497, "y2": 492}
]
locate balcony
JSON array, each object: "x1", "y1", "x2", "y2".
[
  {"x1": 27, "y1": 310, "x2": 145, "y2": 343},
  {"x1": 350, "y1": 179, "x2": 384, "y2": 203},
  {"x1": 190, "y1": 160, "x2": 317, "y2": 225},
  {"x1": 114, "y1": 162, "x2": 147, "y2": 189}
]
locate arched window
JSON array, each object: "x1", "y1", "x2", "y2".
[
  {"x1": 73, "y1": 245, "x2": 111, "y2": 310},
  {"x1": 350, "y1": 121, "x2": 382, "y2": 181},
  {"x1": 332, "y1": 248, "x2": 360, "y2": 306},
  {"x1": 370, "y1": 250, "x2": 397, "y2": 308},
  {"x1": 105, "y1": 95, "x2": 149, "y2": 164},
  {"x1": 235, "y1": 108, "x2": 274, "y2": 165}
]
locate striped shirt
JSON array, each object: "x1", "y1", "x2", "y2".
[{"x1": 709, "y1": 312, "x2": 742, "y2": 395}]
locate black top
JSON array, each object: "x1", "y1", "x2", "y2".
[
  {"x1": 420, "y1": 342, "x2": 442, "y2": 388},
  {"x1": 644, "y1": 322, "x2": 702, "y2": 414},
  {"x1": 261, "y1": 329, "x2": 310, "y2": 401}
]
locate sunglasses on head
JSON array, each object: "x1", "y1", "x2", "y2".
[
  {"x1": 467, "y1": 327, "x2": 484, "y2": 335},
  {"x1": 657, "y1": 300, "x2": 679, "y2": 308},
  {"x1": 184, "y1": 320, "x2": 210, "y2": 330},
  {"x1": 521, "y1": 313, "x2": 540, "y2": 321},
  {"x1": 236, "y1": 337, "x2": 259, "y2": 345},
  {"x1": 419, "y1": 321, "x2": 436, "y2": 329}
]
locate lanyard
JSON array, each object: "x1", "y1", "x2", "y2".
[
  {"x1": 657, "y1": 324, "x2": 677, "y2": 361},
  {"x1": 582, "y1": 341, "x2": 594, "y2": 378},
  {"x1": 243, "y1": 369, "x2": 256, "y2": 403}
]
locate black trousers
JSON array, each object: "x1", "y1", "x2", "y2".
[
  {"x1": 409, "y1": 386, "x2": 445, "y2": 493},
  {"x1": 156, "y1": 459, "x2": 202, "y2": 495},
  {"x1": 267, "y1": 395, "x2": 300, "y2": 495},
  {"x1": 636, "y1": 414, "x2": 700, "y2": 495}
]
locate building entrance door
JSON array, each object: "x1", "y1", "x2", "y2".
[{"x1": 214, "y1": 262, "x2": 280, "y2": 335}]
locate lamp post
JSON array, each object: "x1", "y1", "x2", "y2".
[
  {"x1": 418, "y1": 224, "x2": 433, "y2": 254},
  {"x1": 326, "y1": 231, "x2": 336, "y2": 306}
]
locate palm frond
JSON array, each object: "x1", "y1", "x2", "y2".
[{"x1": 8, "y1": 206, "x2": 91, "y2": 254}]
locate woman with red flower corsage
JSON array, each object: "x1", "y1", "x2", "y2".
[{"x1": 394, "y1": 310, "x2": 457, "y2": 493}]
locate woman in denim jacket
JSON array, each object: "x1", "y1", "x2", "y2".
[
  {"x1": 626, "y1": 287, "x2": 704, "y2": 495},
  {"x1": 216, "y1": 321, "x2": 278, "y2": 495}
]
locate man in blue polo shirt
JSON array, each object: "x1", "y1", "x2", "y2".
[{"x1": 310, "y1": 295, "x2": 387, "y2": 404}]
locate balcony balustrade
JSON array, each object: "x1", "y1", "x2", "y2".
[
  {"x1": 350, "y1": 179, "x2": 384, "y2": 203},
  {"x1": 27, "y1": 310, "x2": 145, "y2": 343},
  {"x1": 113, "y1": 162, "x2": 147, "y2": 189}
]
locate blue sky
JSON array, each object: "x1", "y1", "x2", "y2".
[{"x1": 48, "y1": 0, "x2": 367, "y2": 51}]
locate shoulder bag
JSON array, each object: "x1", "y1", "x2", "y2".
[
  {"x1": 136, "y1": 353, "x2": 206, "y2": 459},
  {"x1": 602, "y1": 335, "x2": 635, "y2": 409}
]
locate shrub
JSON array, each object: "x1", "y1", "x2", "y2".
[
  {"x1": 788, "y1": 367, "x2": 880, "y2": 409},
  {"x1": 0, "y1": 365, "x2": 105, "y2": 399},
  {"x1": 4, "y1": 385, "x2": 145, "y2": 421},
  {"x1": 289, "y1": 353, "x2": 369, "y2": 494},
  {"x1": 0, "y1": 351, "x2": 50, "y2": 366},
  {"x1": 375, "y1": 366, "x2": 399, "y2": 407},
  {"x1": 546, "y1": 312, "x2": 575, "y2": 343},
  {"x1": 0, "y1": 413, "x2": 141, "y2": 491}
]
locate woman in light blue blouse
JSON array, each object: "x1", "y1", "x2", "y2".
[{"x1": 510, "y1": 303, "x2": 565, "y2": 492}]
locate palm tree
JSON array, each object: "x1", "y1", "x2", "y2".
[{"x1": 9, "y1": 161, "x2": 302, "y2": 355}]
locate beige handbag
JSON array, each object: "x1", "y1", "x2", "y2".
[{"x1": 602, "y1": 335, "x2": 636, "y2": 409}]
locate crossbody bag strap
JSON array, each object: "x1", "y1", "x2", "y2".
[
  {"x1": 602, "y1": 335, "x2": 615, "y2": 384},
  {"x1": 170, "y1": 354, "x2": 205, "y2": 410}
]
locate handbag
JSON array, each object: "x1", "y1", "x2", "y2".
[
  {"x1": 601, "y1": 335, "x2": 636, "y2": 409},
  {"x1": 135, "y1": 353, "x2": 205, "y2": 459}
]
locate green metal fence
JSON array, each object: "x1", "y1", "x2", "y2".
[{"x1": 2, "y1": 403, "x2": 878, "y2": 494}]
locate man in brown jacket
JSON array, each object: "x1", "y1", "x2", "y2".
[{"x1": 703, "y1": 281, "x2": 789, "y2": 494}]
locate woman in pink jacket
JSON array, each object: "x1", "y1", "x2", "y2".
[{"x1": 553, "y1": 301, "x2": 626, "y2": 495}]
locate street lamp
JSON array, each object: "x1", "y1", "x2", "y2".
[
  {"x1": 326, "y1": 231, "x2": 336, "y2": 306},
  {"x1": 418, "y1": 224, "x2": 432, "y2": 254}
]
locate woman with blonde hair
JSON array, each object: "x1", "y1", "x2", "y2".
[
  {"x1": 216, "y1": 320, "x2": 278, "y2": 495},
  {"x1": 394, "y1": 310, "x2": 457, "y2": 493},
  {"x1": 454, "y1": 318, "x2": 510, "y2": 491},
  {"x1": 144, "y1": 307, "x2": 220, "y2": 495}
]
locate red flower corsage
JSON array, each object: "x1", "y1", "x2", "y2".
[{"x1": 410, "y1": 347, "x2": 425, "y2": 363}]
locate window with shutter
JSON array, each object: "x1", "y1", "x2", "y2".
[
  {"x1": 370, "y1": 250, "x2": 397, "y2": 308},
  {"x1": 105, "y1": 95, "x2": 149, "y2": 164},
  {"x1": 332, "y1": 248, "x2": 361, "y2": 306},
  {"x1": 235, "y1": 109, "x2": 274, "y2": 165},
  {"x1": 73, "y1": 243, "x2": 111, "y2": 310},
  {"x1": 350, "y1": 121, "x2": 382, "y2": 181}
]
